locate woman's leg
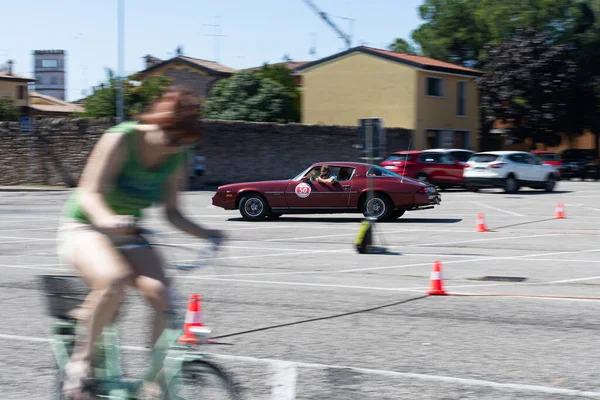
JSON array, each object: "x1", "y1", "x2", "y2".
[
  {"x1": 122, "y1": 245, "x2": 170, "y2": 347},
  {"x1": 69, "y1": 232, "x2": 135, "y2": 363}
]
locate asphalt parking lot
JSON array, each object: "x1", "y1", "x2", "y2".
[{"x1": 2, "y1": 180, "x2": 600, "y2": 399}]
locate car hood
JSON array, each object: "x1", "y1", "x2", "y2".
[{"x1": 216, "y1": 180, "x2": 291, "y2": 192}]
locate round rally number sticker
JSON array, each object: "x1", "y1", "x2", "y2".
[{"x1": 295, "y1": 182, "x2": 311, "y2": 198}]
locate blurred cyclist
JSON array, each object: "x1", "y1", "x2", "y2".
[{"x1": 56, "y1": 87, "x2": 224, "y2": 399}]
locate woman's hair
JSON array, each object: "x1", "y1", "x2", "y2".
[{"x1": 137, "y1": 86, "x2": 203, "y2": 140}]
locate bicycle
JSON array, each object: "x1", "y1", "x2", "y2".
[{"x1": 39, "y1": 229, "x2": 241, "y2": 399}]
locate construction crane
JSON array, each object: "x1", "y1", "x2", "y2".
[{"x1": 302, "y1": 0, "x2": 352, "y2": 49}]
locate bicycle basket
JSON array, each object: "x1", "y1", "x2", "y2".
[{"x1": 39, "y1": 275, "x2": 90, "y2": 320}]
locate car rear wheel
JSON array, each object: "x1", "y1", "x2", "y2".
[
  {"x1": 504, "y1": 175, "x2": 519, "y2": 194},
  {"x1": 391, "y1": 209, "x2": 406, "y2": 220},
  {"x1": 362, "y1": 193, "x2": 393, "y2": 221},
  {"x1": 544, "y1": 174, "x2": 556, "y2": 192},
  {"x1": 239, "y1": 195, "x2": 270, "y2": 221}
]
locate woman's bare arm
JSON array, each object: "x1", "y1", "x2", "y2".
[
  {"x1": 164, "y1": 164, "x2": 222, "y2": 239},
  {"x1": 77, "y1": 131, "x2": 128, "y2": 226}
]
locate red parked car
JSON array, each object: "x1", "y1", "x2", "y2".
[
  {"x1": 530, "y1": 150, "x2": 564, "y2": 178},
  {"x1": 380, "y1": 148, "x2": 474, "y2": 188},
  {"x1": 212, "y1": 162, "x2": 441, "y2": 221}
]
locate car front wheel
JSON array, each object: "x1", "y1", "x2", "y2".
[{"x1": 239, "y1": 195, "x2": 270, "y2": 221}]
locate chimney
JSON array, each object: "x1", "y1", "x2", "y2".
[{"x1": 7, "y1": 60, "x2": 13, "y2": 75}]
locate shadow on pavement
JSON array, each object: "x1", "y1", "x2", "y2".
[{"x1": 227, "y1": 217, "x2": 463, "y2": 224}]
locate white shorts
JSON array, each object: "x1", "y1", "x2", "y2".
[{"x1": 56, "y1": 218, "x2": 104, "y2": 266}]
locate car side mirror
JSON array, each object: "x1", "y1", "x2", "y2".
[{"x1": 301, "y1": 176, "x2": 309, "y2": 182}]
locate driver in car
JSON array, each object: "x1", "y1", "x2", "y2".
[{"x1": 316, "y1": 165, "x2": 338, "y2": 184}]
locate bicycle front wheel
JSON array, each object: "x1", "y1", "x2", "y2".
[{"x1": 168, "y1": 360, "x2": 241, "y2": 400}]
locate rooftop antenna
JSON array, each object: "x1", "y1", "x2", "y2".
[
  {"x1": 309, "y1": 33, "x2": 317, "y2": 59},
  {"x1": 203, "y1": 16, "x2": 227, "y2": 63}
]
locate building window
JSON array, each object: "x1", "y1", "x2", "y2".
[
  {"x1": 426, "y1": 77, "x2": 444, "y2": 97},
  {"x1": 17, "y1": 86, "x2": 25, "y2": 100},
  {"x1": 42, "y1": 59, "x2": 58, "y2": 68},
  {"x1": 457, "y1": 81, "x2": 466, "y2": 116},
  {"x1": 51, "y1": 76, "x2": 58, "y2": 85}
]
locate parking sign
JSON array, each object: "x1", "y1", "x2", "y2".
[{"x1": 20, "y1": 117, "x2": 32, "y2": 133}]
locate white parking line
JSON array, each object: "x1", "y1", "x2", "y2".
[
  {"x1": 270, "y1": 361, "x2": 297, "y2": 400},
  {"x1": 2, "y1": 333, "x2": 599, "y2": 398},
  {"x1": 470, "y1": 201, "x2": 525, "y2": 216}
]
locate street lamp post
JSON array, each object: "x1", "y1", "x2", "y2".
[{"x1": 116, "y1": 0, "x2": 125, "y2": 123}]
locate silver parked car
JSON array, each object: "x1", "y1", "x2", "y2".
[{"x1": 463, "y1": 151, "x2": 560, "y2": 193}]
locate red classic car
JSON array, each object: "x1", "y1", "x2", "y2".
[{"x1": 212, "y1": 162, "x2": 442, "y2": 221}]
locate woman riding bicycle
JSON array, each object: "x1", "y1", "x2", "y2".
[{"x1": 56, "y1": 87, "x2": 224, "y2": 399}]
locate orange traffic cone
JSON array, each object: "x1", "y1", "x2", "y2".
[
  {"x1": 475, "y1": 212, "x2": 489, "y2": 232},
  {"x1": 178, "y1": 294, "x2": 204, "y2": 344},
  {"x1": 427, "y1": 260, "x2": 447, "y2": 295},
  {"x1": 554, "y1": 202, "x2": 565, "y2": 219}
]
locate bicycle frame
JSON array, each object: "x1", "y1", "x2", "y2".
[{"x1": 50, "y1": 231, "x2": 222, "y2": 399}]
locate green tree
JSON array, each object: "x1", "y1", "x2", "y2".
[
  {"x1": 83, "y1": 68, "x2": 171, "y2": 119},
  {"x1": 0, "y1": 97, "x2": 19, "y2": 121},
  {"x1": 255, "y1": 63, "x2": 301, "y2": 122},
  {"x1": 409, "y1": 0, "x2": 600, "y2": 149},
  {"x1": 411, "y1": 0, "x2": 587, "y2": 68},
  {"x1": 476, "y1": 28, "x2": 578, "y2": 147},
  {"x1": 203, "y1": 72, "x2": 295, "y2": 123},
  {"x1": 388, "y1": 38, "x2": 419, "y2": 55}
]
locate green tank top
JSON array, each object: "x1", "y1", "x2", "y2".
[{"x1": 64, "y1": 121, "x2": 186, "y2": 224}]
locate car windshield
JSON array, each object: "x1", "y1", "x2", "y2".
[
  {"x1": 450, "y1": 151, "x2": 473, "y2": 162},
  {"x1": 469, "y1": 154, "x2": 500, "y2": 163},
  {"x1": 291, "y1": 167, "x2": 312, "y2": 181},
  {"x1": 535, "y1": 153, "x2": 559, "y2": 161},
  {"x1": 384, "y1": 154, "x2": 411, "y2": 162},
  {"x1": 367, "y1": 165, "x2": 402, "y2": 177},
  {"x1": 562, "y1": 149, "x2": 596, "y2": 160}
]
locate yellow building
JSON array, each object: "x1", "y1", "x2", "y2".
[
  {"x1": 0, "y1": 61, "x2": 36, "y2": 113},
  {"x1": 134, "y1": 54, "x2": 236, "y2": 103},
  {"x1": 296, "y1": 46, "x2": 482, "y2": 150}
]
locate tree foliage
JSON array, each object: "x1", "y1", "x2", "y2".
[
  {"x1": 255, "y1": 63, "x2": 301, "y2": 122},
  {"x1": 411, "y1": 0, "x2": 592, "y2": 68},
  {"x1": 0, "y1": 97, "x2": 19, "y2": 121},
  {"x1": 409, "y1": 0, "x2": 600, "y2": 147},
  {"x1": 387, "y1": 38, "x2": 419, "y2": 55},
  {"x1": 203, "y1": 72, "x2": 295, "y2": 123},
  {"x1": 83, "y1": 69, "x2": 171, "y2": 119},
  {"x1": 476, "y1": 28, "x2": 578, "y2": 145}
]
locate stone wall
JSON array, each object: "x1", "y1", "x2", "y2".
[{"x1": 0, "y1": 118, "x2": 412, "y2": 187}]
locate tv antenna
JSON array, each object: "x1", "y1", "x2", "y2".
[
  {"x1": 203, "y1": 16, "x2": 227, "y2": 63},
  {"x1": 309, "y1": 33, "x2": 317, "y2": 58}
]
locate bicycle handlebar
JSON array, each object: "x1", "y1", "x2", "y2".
[{"x1": 115, "y1": 228, "x2": 224, "y2": 271}]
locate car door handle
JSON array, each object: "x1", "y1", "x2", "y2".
[{"x1": 342, "y1": 185, "x2": 351, "y2": 189}]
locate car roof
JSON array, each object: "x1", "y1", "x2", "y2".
[
  {"x1": 426, "y1": 148, "x2": 474, "y2": 153},
  {"x1": 311, "y1": 162, "x2": 372, "y2": 168},
  {"x1": 530, "y1": 150, "x2": 555, "y2": 153},
  {"x1": 389, "y1": 150, "x2": 422, "y2": 155},
  {"x1": 472, "y1": 151, "x2": 528, "y2": 155}
]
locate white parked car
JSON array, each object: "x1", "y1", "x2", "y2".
[{"x1": 463, "y1": 151, "x2": 560, "y2": 193}]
